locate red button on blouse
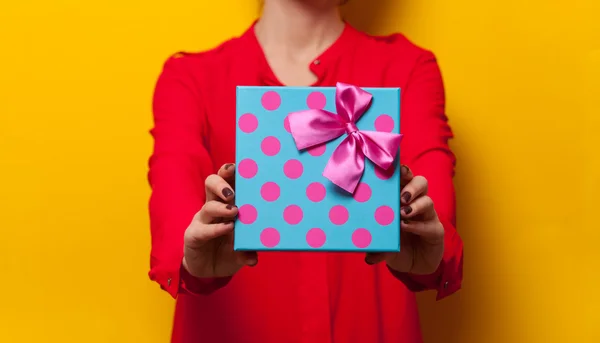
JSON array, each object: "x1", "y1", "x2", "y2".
[{"x1": 148, "y1": 21, "x2": 463, "y2": 343}]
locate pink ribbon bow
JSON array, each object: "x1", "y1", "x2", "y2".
[{"x1": 287, "y1": 82, "x2": 403, "y2": 194}]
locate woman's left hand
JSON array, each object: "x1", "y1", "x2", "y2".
[{"x1": 365, "y1": 165, "x2": 445, "y2": 275}]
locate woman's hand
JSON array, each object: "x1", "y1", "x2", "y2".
[
  {"x1": 365, "y1": 165, "x2": 444, "y2": 275},
  {"x1": 182, "y1": 163, "x2": 258, "y2": 278}
]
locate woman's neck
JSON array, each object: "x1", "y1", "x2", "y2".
[{"x1": 255, "y1": 0, "x2": 344, "y2": 64}]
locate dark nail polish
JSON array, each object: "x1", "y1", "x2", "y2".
[
  {"x1": 402, "y1": 206, "x2": 412, "y2": 215},
  {"x1": 222, "y1": 188, "x2": 234, "y2": 198},
  {"x1": 226, "y1": 204, "x2": 234, "y2": 210},
  {"x1": 402, "y1": 219, "x2": 410, "y2": 224},
  {"x1": 365, "y1": 257, "x2": 374, "y2": 265},
  {"x1": 224, "y1": 163, "x2": 234, "y2": 170},
  {"x1": 401, "y1": 192, "x2": 411, "y2": 203},
  {"x1": 401, "y1": 165, "x2": 409, "y2": 175}
]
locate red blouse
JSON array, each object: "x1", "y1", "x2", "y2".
[{"x1": 148, "y1": 22, "x2": 463, "y2": 343}]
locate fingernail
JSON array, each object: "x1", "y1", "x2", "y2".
[
  {"x1": 402, "y1": 206, "x2": 412, "y2": 215},
  {"x1": 402, "y1": 219, "x2": 410, "y2": 224},
  {"x1": 365, "y1": 257, "x2": 374, "y2": 265},
  {"x1": 401, "y1": 192, "x2": 411, "y2": 203},
  {"x1": 224, "y1": 163, "x2": 234, "y2": 170},
  {"x1": 248, "y1": 259, "x2": 258, "y2": 267},
  {"x1": 401, "y1": 165, "x2": 409, "y2": 175},
  {"x1": 222, "y1": 188, "x2": 234, "y2": 198},
  {"x1": 226, "y1": 204, "x2": 235, "y2": 210}
]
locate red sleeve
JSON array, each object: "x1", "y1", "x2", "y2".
[
  {"x1": 390, "y1": 50, "x2": 464, "y2": 300},
  {"x1": 148, "y1": 53, "x2": 231, "y2": 298}
]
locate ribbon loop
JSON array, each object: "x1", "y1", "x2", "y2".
[{"x1": 287, "y1": 82, "x2": 402, "y2": 193}]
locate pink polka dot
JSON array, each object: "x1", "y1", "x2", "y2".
[
  {"x1": 306, "y1": 182, "x2": 326, "y2": 202},
  {"x1": 374, "y1": 114, "x2": 395, "y2": 133},
  {"x1": 306, "y1": 228, "x2": 326, "y2": 248},
  {"x1": 261, "y1": 91, "x2": 281, "y2": 111},
  {"x1": 284, "y1": 116, "x2": 291, "y2": 133},
  {"x1": 352, "y1": 228, "x2": 372, "y2": 248},
  {"x1": 239, "y1": 113, "x2": 258, "y2": 133},
  {"x1": 260, "y1": 182, "x2": 280, "y2": 202},
  {"x1": 283, "y1": 205, "x2": 303, "y2": 225},
  {"x1": 353, "y1": 182, "x2": 372, "y2": 203},
  {"x1": 307, "y1": 144, "x2": 326, "y2": 156},
  {"x1": 374, "y1": 163, "x2": 396, "y2": 180},
  {"x1": 261, "y1": 136, "x2": 281, "y2": 156},
  {"x1": 283, "y1": 159, "x2": 303, "y2": 179},
  {"x1": 306, "y1": 91, "x2": 327, "y2": 109},
  {"x1": 238, "y1": 205, "x2": 258, "y2": 224},
  {"x1": 329, "y1": 205, "x2": 349, "y2": 225},
  {"x1": 238, "y1": 159, "x2": 258, "y2": 179},
  {"x1": 375, "y1": 206, "x2": 395, "y2": 226},
  {"x1": 260, "y1": 228, "x2": 280, "y2": 248}
]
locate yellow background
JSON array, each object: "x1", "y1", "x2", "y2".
[{"x1": 1, "y1": 1, "x2": 598, "y2": 342}]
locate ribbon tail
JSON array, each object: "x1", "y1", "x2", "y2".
[
  {"x1": 357, "y1": 131, "x2": 403, "y2": 170},
  {"x1": 323, "y1": 135, "x2": 365, "y2": 193}
]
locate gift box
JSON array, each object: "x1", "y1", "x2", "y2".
[{"x1": 234, "y1": 82, "x2": 402, "y2": 252}]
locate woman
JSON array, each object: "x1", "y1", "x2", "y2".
[{"x1": 148, "y1": 0, "x2": 463, "y2": 342}]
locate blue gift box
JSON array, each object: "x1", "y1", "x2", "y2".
[{"x1": 234, "y1": 84, "x2": 401, "y2": 252}]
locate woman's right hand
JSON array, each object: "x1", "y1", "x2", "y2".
[{"x1": 182, "y1": 163, "x2": 258, "y2": 278}]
